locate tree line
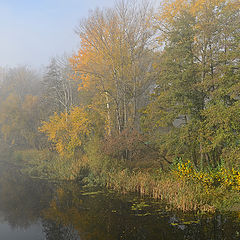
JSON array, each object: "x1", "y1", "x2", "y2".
[{"x1": 0, "y1": 0, "x2": 239, "y2": 170}]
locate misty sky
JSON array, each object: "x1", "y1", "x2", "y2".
[{"x1": 0, "y1": 0, "x2": 115, "y2": 68}]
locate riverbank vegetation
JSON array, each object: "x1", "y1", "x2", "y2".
[{"x1": 0, "y1": 0, "x2": 239, "y2": 212}]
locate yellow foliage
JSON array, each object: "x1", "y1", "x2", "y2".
[
  {"x1": 156, "y1": 0, "x2": 237, "y2": 46},
  {"x1": 69, "y1": 37, "x2": 106, "y2": 91},
  {"x1": 174, "y1": 160, "x2": 240, "y2": 191},
  {"x1": 158, "y1": 0, "x2": 233, "y2": 21},
  {"x1": 39, "y1": 107, "x2": 92, "y2": 156}
]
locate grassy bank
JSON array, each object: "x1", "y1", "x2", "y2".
[
  {"x1": 9, "y1": 149, "x2": 83, "y2": 181},
  {"x1": 10, "y1": 149, "x2": 240, "y2": 213},
  {"x1": 105, "y1": 167, "x2": 240, "y2": 212}
]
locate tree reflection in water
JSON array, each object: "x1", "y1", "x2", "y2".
[
  {"x1": 42, "y1": 220, "x2": 80, "y2": 240},
  {"x1": 42, "y1": 182, "x2": 240, "y2": 240},
  {"x1": 0, "y1": 168, "x2": 52, "y2": 229},
  {"x1": 0, "y1": 168, "x2": 239, "y2": 240}
]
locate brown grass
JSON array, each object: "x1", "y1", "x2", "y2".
[{"x1": 105, "y1": 169, "x2": 216, "y2": 212}]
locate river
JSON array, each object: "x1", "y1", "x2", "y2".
[{"x1": 0, "y1": 166, "x2": 239, "y2": 239}]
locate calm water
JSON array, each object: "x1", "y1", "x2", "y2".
[{"x1": 0, "y1": 167, "x2": 240, "y2": 240}]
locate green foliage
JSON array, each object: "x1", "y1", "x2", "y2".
[
  {"x1": 84, "y1": 136, "x2": 119, "y2": 179},
  {"x1": 12, "y1": 149, "x2": 83, "y2": 181},
  {"x1": 143, "y1": 0, "x2": 240, "y2": 167}
]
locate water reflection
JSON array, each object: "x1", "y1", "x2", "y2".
[
  {"x1": 0, "y1": 168, "x2": 52, "y2": 229},
  {"x1": 0, "y1": 167, "x2": 239, "y2": 240},
  {"x1": 42, "y1": 220, "x2": 80, "y2": 240}
]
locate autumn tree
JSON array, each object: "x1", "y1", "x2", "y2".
[
  {"x1": 0, "y1": 66, "x2": 41, "y2": 100},
  {"x1": 39, "y1": 107, "x2": 92, "y2": 157},
  {"x1": 0, "y1": 67, "x2": 43, "y2": 149},
  {"x1": 70, "y1": 0, "x2": 156, "y2": 136}
]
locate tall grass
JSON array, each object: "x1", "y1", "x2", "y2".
[
  {"x1": 105, "y1": 169, "x2": 216, "y2": 212},
  {"x1": 12, "y1": 143, "x2": 240, "y2": 212}
]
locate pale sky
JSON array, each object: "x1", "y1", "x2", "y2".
[{"x1": 0, "y1": 0, "x2": 115, "y2": 68}]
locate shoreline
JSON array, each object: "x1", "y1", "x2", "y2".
[{"x1": 7, "y1": 149, "x2": 240, "y2": 213}]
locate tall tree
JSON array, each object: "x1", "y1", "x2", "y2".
[
  {"x1": 0, "y1": 66, "x2": 43, "y2": 148},
  {"x1": 70, "y1": 0, "x2": 156, "y2": 136},
  {"x1": 42, "y1": 56, "x2": 79, "y2": 116},
  {"x1": 143, "y1": 0, "x2": 240, "y2": 167}
]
